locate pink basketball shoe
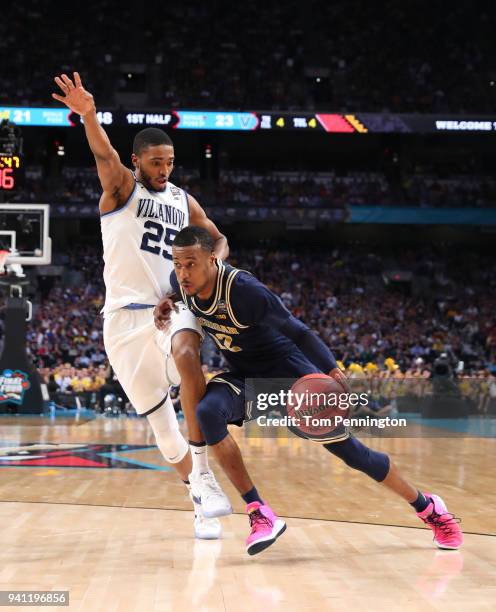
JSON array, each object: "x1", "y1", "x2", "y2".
[
  {"x1": 245, "y1": 501, "x2": 287, "y2": 555},
  {"x1": 417, "y1": 493, "x2": 463, "y2": 550}
]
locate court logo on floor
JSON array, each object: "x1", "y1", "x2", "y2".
[
  {"x1": 0, "y1": 443, "x2": 171, "y2": 470},
  {"x1": 0, "y1": 369, "x2": 31, "y2": 404}
]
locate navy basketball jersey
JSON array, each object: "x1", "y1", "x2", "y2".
[{"x1": 170, "y1": 260, "x2": 310, "y2": 375}]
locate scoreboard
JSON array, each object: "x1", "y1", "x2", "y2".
[
  {"x1": 0, "y1": 155, "x2": 22, "y2": 191},
  {"x1": 2, "y1": 106, "x2": 496, "y2": 134},
  {"x1": 0, "y1": 107, "x2": 366, "y2": 132}
]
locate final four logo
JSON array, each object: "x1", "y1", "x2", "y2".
[{"x1": 0, "y1": 369, "x2": 31, "y2": 404}]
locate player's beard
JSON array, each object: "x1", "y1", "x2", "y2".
[{"x1": 139, "y1": 167, "x2": 167, "y2": 192}]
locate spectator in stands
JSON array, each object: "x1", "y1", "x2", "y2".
[{"x1": 14, "y1": 166, "x2": 496, "y2": 210}]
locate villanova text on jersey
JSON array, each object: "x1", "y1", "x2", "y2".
[{"x1": 136, "y1": 198, "x2": 186, "y2": 228}]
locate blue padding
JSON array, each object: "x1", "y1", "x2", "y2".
[
  {"x1": 123, "y1": 303, "x2": 155, "y2": 310},
  {"x1": 349, "y1": 205, "x2": 496, "y2": 226},
  {"x1": 196, "y1": 384, "x2": 235, "y2": 445}
]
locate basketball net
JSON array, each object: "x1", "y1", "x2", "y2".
[{"x1": 0, "y1": 250, "x2": 9, "y2": 275}]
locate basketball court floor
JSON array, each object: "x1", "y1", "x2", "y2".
[{"x1": 0, "y1": 414, "x2": 495, "y2": 611}]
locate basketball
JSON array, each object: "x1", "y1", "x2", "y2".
[{"x1": 286, "y1": 373, "x2": 350, "y2": 440}]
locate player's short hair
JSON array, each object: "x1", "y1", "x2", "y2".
[
  {"x1": 132, "y1": 128, "x2": 173, "y2": 155},
  {"x1": 173, "y1": 226, "x2": 214, "y2": 252}
]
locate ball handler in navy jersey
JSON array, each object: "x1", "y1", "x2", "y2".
[{"x1": 155, "y1": 226, "x2": 463, "y2": 556}]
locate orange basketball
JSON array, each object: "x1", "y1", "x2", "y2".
[{"x1": 286, "y1": 373, "x2": 350, "y2": 441}]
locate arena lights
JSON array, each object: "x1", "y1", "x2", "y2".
[{"x1": 2, "y1": 106, "x2": 496, "y2": 134}]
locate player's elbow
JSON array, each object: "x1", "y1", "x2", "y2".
[
  {"x1": 215, "y1": 234, "x2": 229, "y2": 260},
  {"x1": 279, "y1": 316, "x2": 309, "y2": 341}
]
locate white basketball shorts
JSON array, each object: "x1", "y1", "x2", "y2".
[{"x1": 103, "y1": 303, "x2": 203, "y2": 415}]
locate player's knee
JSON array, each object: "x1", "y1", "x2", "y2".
[
  {"x1": 196, "y1": 398, "x2": 220, "y2": 431},
  {"x1": 161, "y1": 431, "x2": 188, "y2": 464},
  {"x1": 147, "y1": 404, "x2": 188, "y2": 464},
  {"x1": 172, "y1": 332, "x2": 200, "y2": 364},
  {"x1": 324, "y1": 437, "x2": 390, "y2": 482},
  {"x1": 196, "y1": 397, "x2": 228, "y2": 446},
  {"x1": 172, "y1": 342, "x2": 200, "y2": 373}
]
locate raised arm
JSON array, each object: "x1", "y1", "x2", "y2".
[
  {"x1": 188, "y1": 194, "x2": 229, "y2": 260},
  {"x1": 52, "y1": 72, "x2": 134, "y2": 214}
]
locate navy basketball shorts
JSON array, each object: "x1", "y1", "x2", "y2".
[{"x1": 195, "y1": 353, "x2": 348, "y2": 445}]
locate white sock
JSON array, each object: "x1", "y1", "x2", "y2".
[{"x1": 190, "y1": 443, "x2": 209, "y2": 474}]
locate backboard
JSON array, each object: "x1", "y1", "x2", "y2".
[{"x1": 0, "y1": 204, "x2": 51, "y2": 266}]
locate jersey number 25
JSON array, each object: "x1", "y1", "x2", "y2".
[{"x1": 140, "y1": 221, "x2": 178, "y2": 260}]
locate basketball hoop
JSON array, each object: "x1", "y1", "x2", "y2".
[{"x1": 0, "y1": 250, "x2": 9, "y2": 275}]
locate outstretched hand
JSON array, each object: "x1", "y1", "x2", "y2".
[
  {"x1": 52, "y1": 72, "x2": 95, "y2": 117},
  {"x1": 154, "y1": 297, "x2": 179, "y2": 331}
]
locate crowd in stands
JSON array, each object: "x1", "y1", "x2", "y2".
[
  {"x1": 10, "y1": 166, "x2": 496, "y2": 210},
  {"x1": 0, "y1": 242, "x2": 491, "y2": 411},
  {"x1": 224, "y1": 247, "x2": 496, "y2": 374},
  {"x1": 24, "y1": 249, "x2": 107, "y2": 400},
  {"x1": 2, "y1": 2, "x2": 495, "y2": 113},
  {"x1": 401, "y1": 173, "x2": 496, "y2": 209}
]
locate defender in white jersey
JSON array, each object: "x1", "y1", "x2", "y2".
[
  {"x1": 101, "y1": 176, "x2": 196, "y2": 414},
  {"x1": 52, "y1": 72, "x2": 232, "y2": 539}
]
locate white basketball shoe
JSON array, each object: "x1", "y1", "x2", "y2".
[
  {"x1": 189, "y1": 469, "x2": 233, "y2": 518},
  {"x1": 190, "y1": 493, "x2": 222, "y2": 540}
]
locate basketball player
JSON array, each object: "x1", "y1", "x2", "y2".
[
  {"x1": 52, "y1": 73, "x2": 232, "y2": 539},
  {"x1": 155, "y1": 227, "x2": 463, "y2": 555}
]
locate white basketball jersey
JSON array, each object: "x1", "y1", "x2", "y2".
[{"x1": 101, "y1": 176, "x2": 189, "y2": 314}]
